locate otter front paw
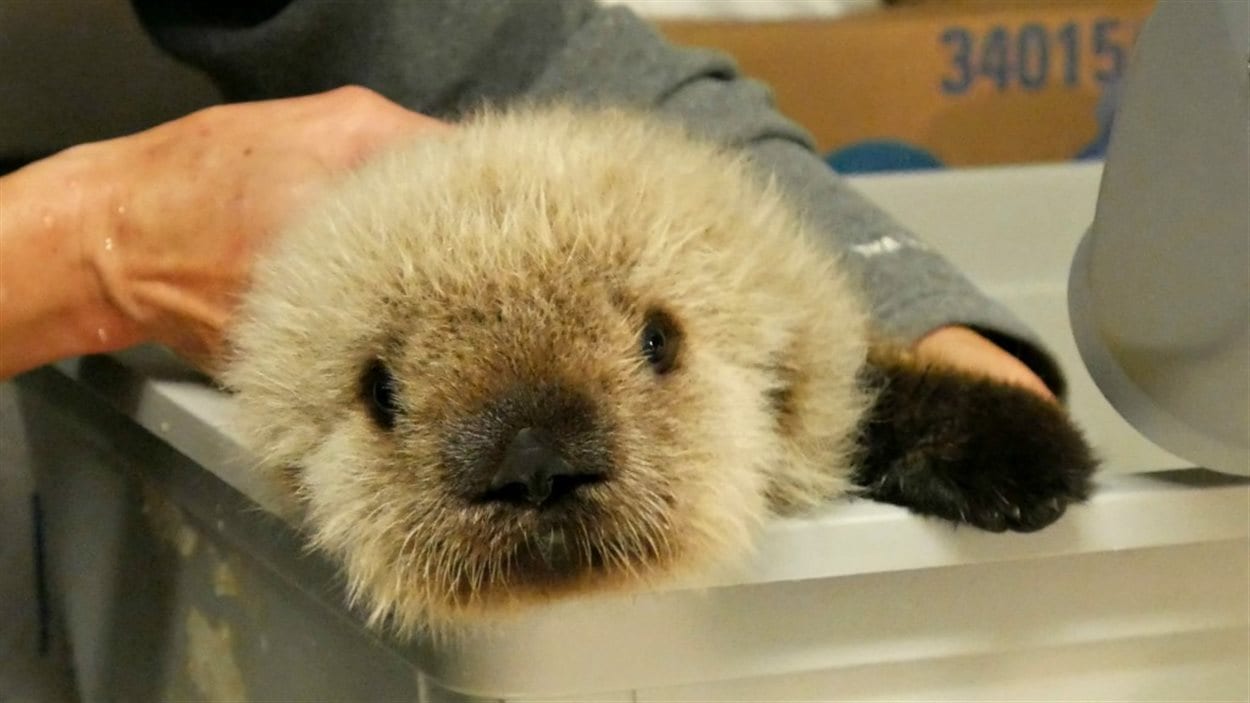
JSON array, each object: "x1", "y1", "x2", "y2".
[{"x1": 852, "y1": 352, "x2": 1098, "y2": 533}]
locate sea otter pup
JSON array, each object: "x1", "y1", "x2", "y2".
[{"x1": 221, "y1": 105, "x2": 1095, "y2": 635}]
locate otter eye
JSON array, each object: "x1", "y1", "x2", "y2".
[
  {"x1": 360, "y1": 359, "x2": 399, "y2": 430},
  {"x1": 640, "y1": 309, "x2": 681, "y2": 375}
]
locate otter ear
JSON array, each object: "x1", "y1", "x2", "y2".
[{"x1": 850, "y1": 346, "x2": 1098, "y2": 533}]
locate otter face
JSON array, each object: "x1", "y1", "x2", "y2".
[
  {"x1": 339, "y1": 261, "x2": 776, "y2": 627},
  {"x1": 224, "y1": 107, "x2": 868, "y2": 633}
]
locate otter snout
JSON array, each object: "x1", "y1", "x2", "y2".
[
  {"x1": 444, "y1": 383, "x2": 617, "y2": 507},
  {"x1": 482, "y1": 426, "x2": 607, "y2": 506}
]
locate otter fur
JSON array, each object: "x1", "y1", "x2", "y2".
[{"x1": 221, "y1": 105, "x2": 1095, "y2": 635}]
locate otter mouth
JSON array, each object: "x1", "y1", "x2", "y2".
[
  {"x1": 415, "y1": 478, "x2": 679, "y2": 615},
  {"x1": 434, "y1": 510, "x2": 616, "y2": 603},
  {"x1": 445, "y1": 483, "x2": 668, "y2": 599},
  {"x1": 471, "y1": 489, "x2": 614, "y2": 580},
  {"x1": 514, "y1": 525, "x2": 608, "y2": 578}
]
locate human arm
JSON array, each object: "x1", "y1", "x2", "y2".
[
  {"x1": 0, "y1": 147, "x2": 132, "y2": 380},
  {"x1": 0, "y1": 87, "x2": 446, "y2": 380}
]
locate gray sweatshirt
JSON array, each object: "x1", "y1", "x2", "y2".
[{"x1": 130, "y1": 0, "x2": 1065, "y2": 393}]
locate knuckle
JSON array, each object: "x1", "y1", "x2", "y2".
[{"x1": 329, "y1": 84, "x2": 382, "y2": 107}]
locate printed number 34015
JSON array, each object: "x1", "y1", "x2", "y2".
[{"x1": 940, "y1": 20, "x2": 1134, "y2": 95}]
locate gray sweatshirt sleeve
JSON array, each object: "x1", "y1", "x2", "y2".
[{"x1": 130, "y1": 0, "x2": 1065, "y2": 393}]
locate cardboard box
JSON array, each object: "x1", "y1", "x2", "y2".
[{"x1": 658, "y1": 1, "x2": 1157, "y2": 172}]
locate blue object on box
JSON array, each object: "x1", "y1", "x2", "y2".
[
  {"x1": 1077, "y1": 78, "x2": 1124, "y2": 161},
  {"x1": 825, "y1": 140, "x2": 944, "y2": 174}
]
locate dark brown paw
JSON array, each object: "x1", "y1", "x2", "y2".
[{"x1": 852, "y1": 354, "x2": 1098, "y2": 533}]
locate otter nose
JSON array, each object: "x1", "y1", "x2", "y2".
[{"x1": 484, "y1": 427, "x2": 605, "y2": 507}]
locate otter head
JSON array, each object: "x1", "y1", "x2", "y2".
[{"x1": 223, "y1": 107, "x2": 868, "y2": 634}]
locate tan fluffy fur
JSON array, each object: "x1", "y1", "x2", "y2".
[{"x1": 221, "y1": 105, "x2": 871, "y2": 635}]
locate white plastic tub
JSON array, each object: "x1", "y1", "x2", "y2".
[{"x1": 16, "y1": 163, "x2": 1249, "y2": 702}]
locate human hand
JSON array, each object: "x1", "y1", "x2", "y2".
[
  {"x1": 72, "y1": 86, "x2": 448, "y2": 373},
  {"x1": 913, "y1": 325, "x2": 1058, "y2": 403}
]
